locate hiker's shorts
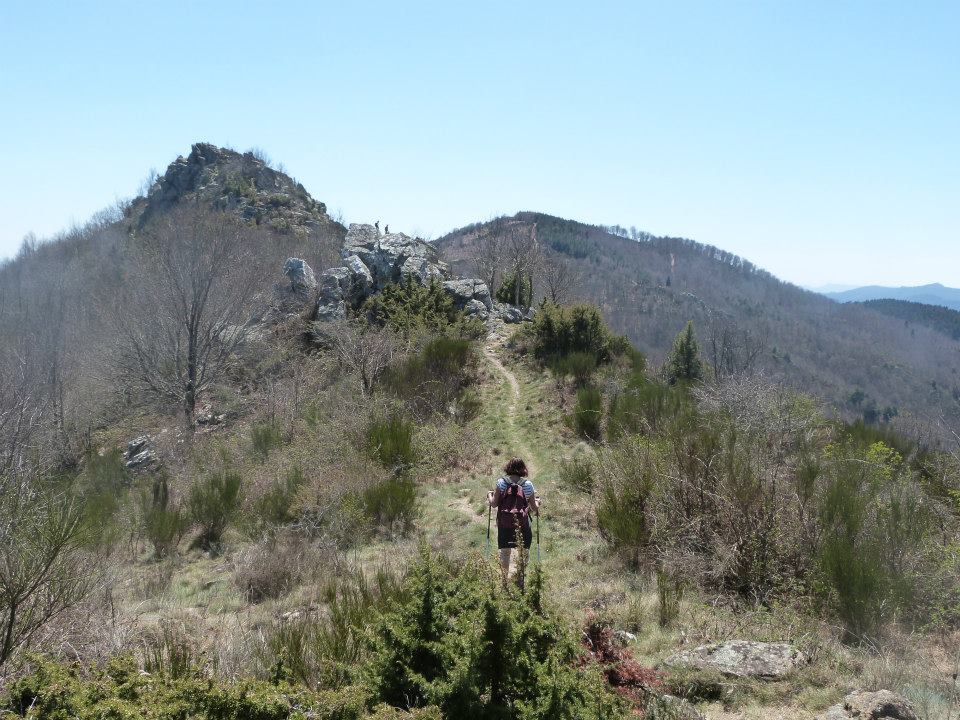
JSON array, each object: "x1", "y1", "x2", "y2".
[{"x1": 497, "y1": 523, "x2": 532, "y2": 550}]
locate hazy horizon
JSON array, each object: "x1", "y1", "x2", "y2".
[{"x1": 2, "y1": 1, "x2": 957, "y2": 288}]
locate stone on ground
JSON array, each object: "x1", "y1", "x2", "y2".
[
  {"x1": 817, "y1": 690, "x2": 919, "y2": 720},
  {"x1": 665, "y1": 640, "x2": 806, "y2": 680}
]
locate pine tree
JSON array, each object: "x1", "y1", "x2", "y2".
[{"x1": 665, "y1": 321, "x2": 704, "y2": 385}]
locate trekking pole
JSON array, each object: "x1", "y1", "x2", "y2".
[{"x1": 486, "y1": 503, "x2": 492, "y2": 555}]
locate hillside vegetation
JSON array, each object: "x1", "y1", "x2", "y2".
[
  {"x1": 437, "y1": 213, "x2": 960, "y2": 437},
  {"x1": 1, "y1": 146, "x2": 959, "y2": 719},
  {"x1": 860, "y1": 299, "x2": 960, "y2": 342}
]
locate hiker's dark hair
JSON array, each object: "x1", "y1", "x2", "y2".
[{"x1": 504, "y1": 458, "x2": 528, "y2": 477}]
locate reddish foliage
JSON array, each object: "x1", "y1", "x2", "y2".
[{"x1": 580, "y1": 613, "x2": 665, "y2": 711}]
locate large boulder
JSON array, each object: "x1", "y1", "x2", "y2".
[
  {"x1": 315, "y1": 268, "x2": 349, "y2": 321},
  {"x1": 443, "y1": 278, "x2": 493, "y2": 311},
  {"x1": 341, "y1": 224, "x2": 448, "y2": 289},
  {"x1": 664, "y1": 641, "x2": 806, "y2": 680},
  {"x1": 817, "y1": 690, "x2": 919, "y2": 720},
  {"x1": 342, "y1": 254, "x2": 373, "y2": 301},
  {"x1": 282, "y1": 257, "x2": 317, "y2": 294},
  {"x1": 491, "y1": 301, "x2": 525, "y2": 324},
  {"x1": 272, "y1": 257, "x2": 317, "y2": 312}
]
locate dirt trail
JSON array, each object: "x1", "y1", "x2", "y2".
[{"x1": 483, "y1": 340, "x2": 537, "y2": 476}]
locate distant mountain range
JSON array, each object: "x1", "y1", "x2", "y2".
[{"x1": 822, "y1": 283, "x2": 960, "y2": 311}]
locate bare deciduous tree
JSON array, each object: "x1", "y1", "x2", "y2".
[
  {"x1": 499, "y1": 220, "x2": 542, "y2": 310},
  {"x1": 473, "y1": 221, "x2": 504, "y2": 295},
  {"x1": 540, "y1": 254, "x2": 580, "y2": 305},
  {"x1": 115, "y1": 206, "x2": 262, "y2": 423},
  {"x1": 318, "y1": 320, "x2": 397, "y2": 396},
  {"x1": 705, "y1": 314, "x2": 765, "y2": 382}
]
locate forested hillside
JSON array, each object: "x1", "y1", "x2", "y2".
[
  {"x1": 860, "y1": 299, "x2": 960, "y2": 342},
  {"x1": 437, "y1": 213, "x2": 960, "y2": 436}
]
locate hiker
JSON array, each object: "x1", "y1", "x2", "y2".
[{"x1": 487, "y1": 457, "x2": 540, "y2": 584}]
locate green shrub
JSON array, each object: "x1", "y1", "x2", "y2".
[
  {"x1": 363, "y1": 277, "x2": 484, "y2": 340},
  {"x1": 251, "y1": 420, "x2": 284, "y2": 460},
  {"x1": 265, "y1": 567, "x2": 410, "y2": 690},
  {"x1": 141, "y1": 474, "x2": 187, "y2": 558},
  {"x1": 249, "y1": 466, "x2": 305, "y2": 536},
  {"x1": 816, "y1": 441, "x2": 933, "y2": 641},
  {"x1": 365, "y1": 549, "x2": 623, "y2": 719},
  {"x1": 364, "y1": 475, "x2": 418, "y2": 532},
  {"x1": 385, "y1": 336, "x2": 477, "y2": 418},
  {"x1": 187, "y1": 466, "x2": 244, "y2": 551},
  {"x1": 607, "y1": 377, "x2": 688, "y2": 439},
  {"x1": 141, "y1": 618, "x2": 200, "y2": 679},
  {"x1": 495, "y1": 269, "x2": 532, "y2": 308},
  {"x1": 1, "y1": 654, "x2": 389, "y2": 720},
  {"x1": 663, "y1": 321, "x2": 704, "y2": 385},
  {"x1": 572, "y1": 386, "x2": 603, "y2": 440},
  {"x1": 79, "y1": 449, "x2": 129, "y2": 547},
  {"x1": 548, "y1": 351, "x2": 597, "y2": 386},
  {"x1": 559, "y1": 455, "x2": 595, "y2": 492},
  {"x1": 532, "y1": 303, "x2": 628, "y2": 366},
  {"x1": 363, "y1": 412, "x2": 417, "y2": 473},
  {"x1": 656, "y1": 569, "x2": 684, "y2": 628},
  {"x1": 595, "y1": 439, "x2": 661, "y2": 568}
]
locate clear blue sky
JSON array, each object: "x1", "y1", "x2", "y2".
[{"x1": 1, "y1": 0, "x2": 957, "y2": 287}]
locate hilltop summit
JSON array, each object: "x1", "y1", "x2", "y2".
[{"x1": 127, "y1": 142, "x2": 344, "y2": 242}]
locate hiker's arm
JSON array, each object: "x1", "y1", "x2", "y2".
[
  {"x1": 487, "y1": 488, "x2": 501, "y2": 507},
  {"x1": 532, "y1": 494, "x2": 541, "y2": 514}
]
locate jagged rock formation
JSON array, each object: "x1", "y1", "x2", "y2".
[
  {"x1": 127, "y1": 143, "x2": 343, "y2": 241},
  {"x1": 266, "y1": 223, "x2": 524, "y2": 326},
  {"x1": 817, "y1": 690, "x2": 919, "y2": 720},
  {"x1": 664, "y1": 641, "x2": 806, "y2": 680}
]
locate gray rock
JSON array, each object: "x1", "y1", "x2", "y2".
[
  {"x1": 443, "y1": 278, "x2": 493, "y2": 311},
  {"x1": 124, "y1": 436, "x2": 157, "y2": 471},
  {"x1": 270, "y1": 257, "x2": 317, "y2": 316},
  {"x1": 463, "y1": 299, "x2": 490, "y2": 319},
  {"x1": 664, "y1": 640, "x2": 806, "y2": 680},
  {"x1": 817, "y1": 690, "x2": 919, "y2": 720},
  {"x1": 613, "y1": 630, "x2": 637, "y2": 646},
  {"x1": 315, "y1": 268, "x2": 349, "y2": 321},
  {"x1": 282, "y1": 258, "x2": 317, "y2": 296},
  {"x1": 341, "y1": 224, "x2": 447, "y2": 290},
  {"x1": 342, "y1": 254, "x2": 373, "y2": 300},
  {"x1": 492, "y1": 302, "x2": 525, "y2": 324}
]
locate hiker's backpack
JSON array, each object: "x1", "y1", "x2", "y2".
[{"x1": 497, "y1": 479, "x2": 530, "y2": 529}]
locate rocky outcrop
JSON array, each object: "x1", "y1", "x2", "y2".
[
  {"x1": 124, "y1": 436, "x2": 157, "y2": 471},
  {"x1": 443, "y1": 279, "x2": 493, "y2": 312},
  {"x1": 664, "y1": 641, "x2": 806, "y2": 680},
  {"x1": 341, "y1": 224, "x2": 448, "y2": 289},
  {"x1": 264, "y1": 222, "x2": 527, "y2": 326},
  {"x1": 129, "y1": 143, "x2": 344, "y2": 241},
  {"x1": 818, "y1": 690, "x2": 919, "y2": 720}
]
